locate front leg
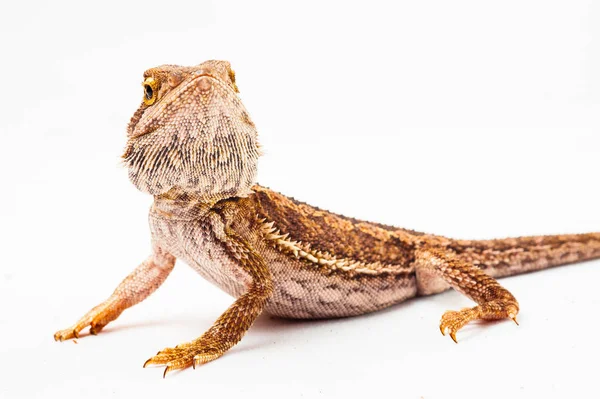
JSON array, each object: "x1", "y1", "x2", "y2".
[
  {"x1": 54, "y1": 246, "x2": 176, "y2": 341},
  {"x1": 143, "y1": 228, "x2": 273, "y2": 377},
  {"x1": 415, "y1": 247, "x2": 519, "y2": 343}
]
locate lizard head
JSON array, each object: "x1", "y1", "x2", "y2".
[{"x1": 122, "y1": 60, "x2": 260, "y2": 202}]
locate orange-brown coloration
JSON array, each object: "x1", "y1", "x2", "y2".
[
  {"x1": 53, "y1": 247, "x2": 175, "y2": 341},
  {"x1": 54, "y1": 60, "x2": 600, "y2": 376},
  {"x1": 415, "y1": 247, "x2": 519, "y2": 343},
  {"x1": 143, "y1": 227, "x2": 273, "y2": 377}
]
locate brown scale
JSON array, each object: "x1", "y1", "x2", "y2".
[{"x1": 54, "y1": 60, "x2": 600, "y2": 377}]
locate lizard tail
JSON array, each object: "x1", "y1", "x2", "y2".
[{"x1": 449, "y1": 232, "x2": 600, "y2": 278}]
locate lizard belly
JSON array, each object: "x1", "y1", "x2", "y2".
[{"x1": 260, "y1": 244, "x2": 418, "y2": 319}]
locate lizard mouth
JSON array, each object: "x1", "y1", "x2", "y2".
[{"x1": 129, "y1": 124, "x2": 159, "y2": 140}]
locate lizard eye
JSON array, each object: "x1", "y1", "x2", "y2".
[
  {"x1": 228, "y1": 68, "x2": 239, "y2": 93},
  {"x1": 144, "y1": 85, "x2": 153, "y2": 100},
  {"x1": 142, "y1": 77, "x2": 158, "y2": 105}
]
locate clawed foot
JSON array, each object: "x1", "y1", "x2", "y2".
[
  {"x1": 143, "y1": 338, "x2": 226, "y2": 378},
  {"x1": 439, "y1": 307, "x2": 479, "y2": 343},
  {"x1": 54, "y1": 327, "x2": 81, "y2": 342},
  {"x1": 54, "y1": 320, "x2": 108, "y2": 341},
  {"x1": 54, "y1": 302, "x2": 121, "y2": 342},
  {"x1": 439, "y1": 303, "x2": 519, "y2": 343}
]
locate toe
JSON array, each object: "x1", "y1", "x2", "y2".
[{"x1": 54, "y1": 328, "x2": 76, "y2": 342}]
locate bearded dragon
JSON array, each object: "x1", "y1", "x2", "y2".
[{"x1": 54, "y1": 60, "x2": 600, "y2": 377}]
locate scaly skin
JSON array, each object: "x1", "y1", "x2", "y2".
[{"x1": 54, "y1": 60, "x2": 600, "y2": 377}]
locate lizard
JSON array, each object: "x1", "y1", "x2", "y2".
[{"x1": 53, "y1": 60, "x2": 600, "y2": 378}]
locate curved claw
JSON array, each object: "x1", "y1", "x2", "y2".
[
  {"x1": 511, "y1": 316, "x2": 519, "y2": 326},
  {"x1": 143, "y1": 358, "x2": 152, "y2": 368},
  {"x1": 192, "y1": 355, "x2": 204, "y2": 369},
  {"x1": 450, "y1": 332, "x2": 458, "y2": 344},
  {"x1": 145, "y1": 339, "x2": 225, "y2": 376},
  {"x1": 439, "y1": 325, "x2": 446, "y2": 336}
]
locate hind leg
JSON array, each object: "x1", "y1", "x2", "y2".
[{"x1": 415, "y1": 247, "x2": 519, "y2": 343}]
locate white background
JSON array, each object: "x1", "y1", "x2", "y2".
[{"x1": 1, "y1": 1, "x2": 599, "y2": 398}]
